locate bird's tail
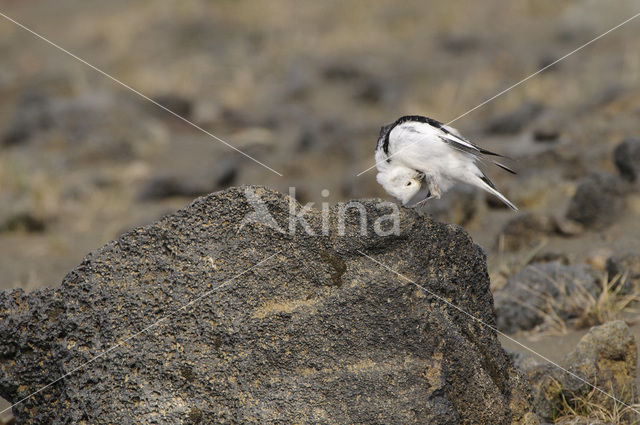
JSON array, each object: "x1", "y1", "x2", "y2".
[{"x1": 473, "y1": 173, "x2": 518, "y2": 211}]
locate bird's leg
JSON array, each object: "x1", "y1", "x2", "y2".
[
  {"x1": 430, "y1": 184, "x2": 441, "y2": 199},
  {"x1": 415, "y1": 195, "x2": 431, "y2": 208}
]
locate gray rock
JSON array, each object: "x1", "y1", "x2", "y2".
[
  {"x1": 151, "y1": 94, "x2": 193, "y2": 119},
  {"x1": 0, "y1": 212, "x2": 47, "y2": 234},
  {"x1": 512, "y1": 321, "x2": 637, "y2": 423},
  {"x1": 562, "y1": 321, "x2": 636, "y2": 398},
  {"x1": 495, "y1": 262, "x2": 601, "y2": 333},
  {"x1": 0, "y1": 186, "x2": 537, "y2": 424},
  {"x1": 1, "y1": 90, "x2": 54, "y2": 146},
  {"x1": 139, "y1": 158, "x2": 237, "y2": 200},
  {"x1": 565, "y1": 172, "x2": 626, "y2": 230},
  {"x1": 498, "y1": 213, "x2": 555, "y2": 251},
  {"x1": 606, "y1": 252, "x2": 640, "y2": 294},
  {"x1": 614, "y1": 138, "x2": 640, "y2": 182},
  {"x1": 485, "y1": 102, "x2": 543, "y2": 135}
]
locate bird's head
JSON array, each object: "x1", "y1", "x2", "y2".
[{"x1": 376, "y1": 167, "x2": 424, "y2": 205}]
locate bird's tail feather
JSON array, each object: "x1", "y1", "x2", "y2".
[
  {"x1": 493, "y1": 161, "x2": 516, "y2": 175},
  {"x1": 476, "y1": 174, "x2": 518, "y2": 211}
]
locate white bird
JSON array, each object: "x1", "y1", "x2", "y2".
[{"x1": 375, "y1": 115, "x2": 518, "y2": 210}]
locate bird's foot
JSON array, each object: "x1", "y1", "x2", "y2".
[{"x1": 415, "y1": 196, "x2": 432, "y2": 208}]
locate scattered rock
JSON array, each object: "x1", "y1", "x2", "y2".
[
  {"x1": 0, "y1": 186, "x2": 537, "y2": 424},
  {"x1": 614, "y1": 138, "x2": 640, "y2": 183},
  {"x1": 606, "y1": 252, "x2": 640, "y2": 294},
  {"x1": 439, "y1": 34, "x2": 481, "y2": 53},
  {"x1": 139, "y1": 159, "x2": 236, "y2": 200},
  {"x1": 1, "y1": 91, "x2": 168, "y2": 162},
  {"x1": 355, "y1": 77, "x2": 402, "y2": 105},
  {"x1": 553, "y1": 215, "x2": 584, "y2": 237},
  {"x1": 139, "y1": 174, "x2": 206, "y2": 199},
  {"x1": 584, "y1": 248, "x2": 613, "y2": 272},
  {"x1": 1, "y1": 90, "x2": 53, "y2": 146},
  {"x1": 498, "y1": 213, "x2": 555, "y2": 251},
  {"x1": 495, "y1": 262, "x2": 602, "y2": 333},
  {"x1": 565, "y1": 172, "x2": 627, "y2": 230},
  {"x1": 530, "y1": 252, "x2": 570, "y2": 265},
  {"x1": 583, "y1": 84, "x2": 624, "y2": 110},
  {"x1": 0, "y1": 212, "x2": 47, "y2": 233},
  {"x1": 532, "y1": 114, "x2": 562, "y2": 143},
  {"x1": 151, "y1": 94, "x2": 193, "y2": 119},
  {"x1": 514, "y1": 321, "x2": 637, "y2": 423},
  {"x1": 322, "y1": 62, "x2": 365, "y2": 81},
  {"x1": 563, "y1": 321, "x2": 637, "y2": 400},
  {"x1": 485, "y1": 102, "x2": 543, "y2": 135}
]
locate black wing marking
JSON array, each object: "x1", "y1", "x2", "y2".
[
  {"x1": 493, "y1": 161, "x2": 516, "y2": 174},
  {"x1": 480, "y1": 173, "x2": 497, "y2": 190},
  {"x1": 377, "y1": 123, "x2": 395, "y2": 155}
]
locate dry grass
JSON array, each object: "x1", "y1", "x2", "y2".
[
  {"x1": 502, "y1": 267, "x2": 640, "y2": 337},
  {"x1": 573, "y1": 273, "x2": 640, "y2": 329},
  {"x1": 554, "y1": 383, "x2": 640, "y2": 425},
  {"x1": 537, "y1": 272, "x2": 640, "y2": 335}
]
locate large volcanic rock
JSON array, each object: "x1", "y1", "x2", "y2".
[{"x1": 0, "y1": 186, "x2": 537, "y2": 424}]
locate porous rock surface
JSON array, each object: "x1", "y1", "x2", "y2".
[
  {"x1": 0, "y1": 186, "x2": 537, "y2": 424},
  {"x1": 515, "y1": 321, "x2": 637, "y2": 423}
]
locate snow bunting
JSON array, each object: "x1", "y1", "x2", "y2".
[{"x1": 375, "y1": 115, "x2": 517, "y2": 210}]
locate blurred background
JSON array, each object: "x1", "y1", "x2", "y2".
[
  {"x1": 2, "y1": 0, "x2": 640, "y2": 422},
  {"x1": 0, "y1": 0, "x2": 639, "y2": 293}
]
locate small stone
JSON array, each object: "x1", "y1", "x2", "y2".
[
  {"x1": 498, "y1": 213, "x2": 555, "y2": 251},
  {"x1": 584, "y1": 248, "x2": 613, "y2": 272},
  {"x1": 513, "y1": 321, "x2": 637, "y2": 423},
  {"x1": 552, "y1": 215, "x2": 584, "y2": 237},
  {"x1": 530, "y1": 252, "x2": 569, "y2": 265},
  {"x1": 562, "y1": 321, "x2": 637, "y2": 420},
  {"x1": 2, "y1": 90, "x2": 53, "y2": 146},
  {"x1": 439, "y1": 34, "x2": 480, "y2": 53},
  {"x1": 485, "y1": 102, "x2": 543, "y2": 135},
  {"x1": 0, "y1": 212, "x2": 47, "y2": 233},
  {"x1": 495, "y1": 262, "x2": 601, "y2": 333},
  {"x1": 139, "y1": 159, "x2": 236, "y2": 200},
  {"x1": 532, "y1": 113, "x2": 562, "y2": 143},
  {"x1": 152, "y1": 94, "x2": 193, "y2": 119},
  {"x1": 606, "y1": 252, "x2": 640, "y2": 293},
  {"x1": 565, "y1": 172, "x2": 626, "y2": 229},
  {"x1": 613, "y1": 138, "x2": 640, "y2": 182}
]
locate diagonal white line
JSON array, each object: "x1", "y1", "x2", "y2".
[
  {"x1": 0, "y1": 251, "x2": 281, "y2": 415},
  {"x1": 0, "y1": 11, "x2": 283, "y2": 177},
  {"x1": 445, "y1": 10, "x2": 640, "y2": 126},
  {"x1": 358, "y1": 250, "x2": 640, "y2": 416},
  {"x1": 356, "y1": 10, "x2": 640, "y2": 177}
]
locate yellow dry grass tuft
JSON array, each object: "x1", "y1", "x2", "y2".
[{"x1": 554, "y1": 383, "x2": 640, "y2": 424}]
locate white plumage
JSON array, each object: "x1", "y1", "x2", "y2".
[{"x1": 375, "y1": 115, "x2": 517, "y2": 210}]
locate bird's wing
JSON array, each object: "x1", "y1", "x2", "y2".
[
  {"x1": 439, "y1": 125, "x2": 505, "y2": 157},
  {"x1": 437, "y1": 125, "x2": 517, "y2": 174}
]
